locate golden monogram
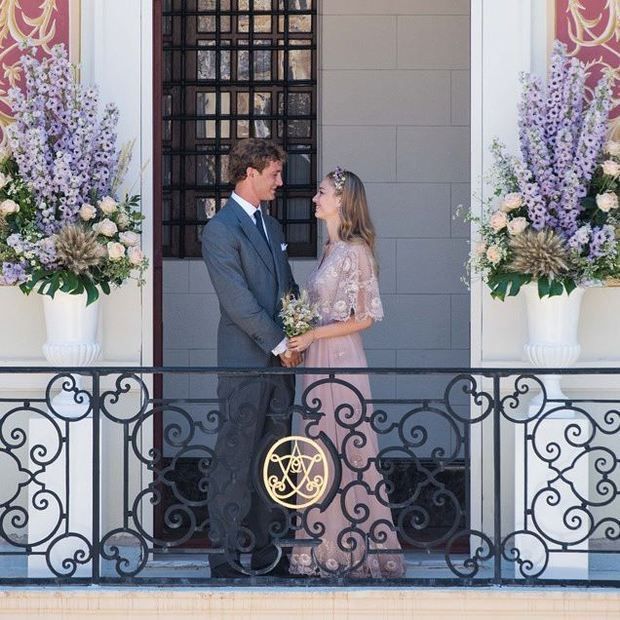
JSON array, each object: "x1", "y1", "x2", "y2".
[{"x1": 263, "y1": 436, "x2": 328, "y2": 509}]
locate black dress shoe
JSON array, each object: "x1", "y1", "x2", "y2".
[{"x1": 210, "y1": 562, "x2": 249, "y2": 578}]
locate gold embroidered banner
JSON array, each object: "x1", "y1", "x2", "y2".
[
  {"x1": 556, "y1": 0, "x2": 620, "y2": 138},
  {"x1": 0, "y1": 0, "x2": 79, "y2": 145}
]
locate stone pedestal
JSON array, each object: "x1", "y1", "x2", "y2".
[
  {"x1": 28, "y1": 414, "x2": 93, "y2": 578},
  {"x1": 514, "y1": 415, "x2": 589, "y2": 579}
]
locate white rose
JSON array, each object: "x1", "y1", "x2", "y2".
[
  {"x1": 0, "y1": 199, "x2": 19, "y2": 215},
  {"x1": 500, "y1": 192, "x2": 523, "y2": 212},
  {"x1": 106, "y1": 241, "x2": 125, "y2": 261},
  {"x1": 486, "y1": 245, "x2": 502, "y2": 264},
  {"x1": 79, "y1": 203, "x2": 97, "y2": 221},
  {"x1": 601, "y1": 160, "x2": 620, "y2": 177},
  {"x1": 119, "y1": 231, "x2": 140, "y2": 246},
  {"x1": 605, "y1": 141, "x2": 620, "y2": 157},
  {"x1": 116, "y1": 213, "x2": 131, "y2": 230},
  {"x1": 596, "y1": 192, "x2": 619, "y2": 212},
  {"x1": 489, "y1": 210, "x2": 508, "y2": 231},
  {"x1": 0, "y1": 172, "x2": 11, "y2": 189},
  {"x1": 93, "y1": 218, "x2": 118, "y2": 237},
  {"x1": 127, "y1": 246, "x2": 144, "y2": 266},
  {"x1": 474, "y1": 241, "x2": 487, "y2": 257},
  {"x1": 507, "y1": 217, "x2": 529, "y2": 235},
  {"x1": 98, "y1": 196, "x2": 118, "y2": 215}
]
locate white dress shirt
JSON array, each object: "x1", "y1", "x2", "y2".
[
  {"x1": 230, "y1": 192, "x2": 287, "y2": 356},
  {"x1": 231, "y1": 191, "x2": 270, "y2": 242}
]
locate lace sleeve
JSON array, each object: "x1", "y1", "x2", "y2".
[{"x1": 331, "y1": 242, "x2": 384, "y2": 322}]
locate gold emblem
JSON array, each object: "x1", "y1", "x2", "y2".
[{"x1": 263, "y1": 436, "x2": 329, "y2": 509}]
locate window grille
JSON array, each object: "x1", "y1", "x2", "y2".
[{"x1": 161, "y1": 0, "x2": 318, "y2": 258}]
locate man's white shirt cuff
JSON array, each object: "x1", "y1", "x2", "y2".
[{"x1": 272, "y1": 338, "x2": 288, "y2": 356}]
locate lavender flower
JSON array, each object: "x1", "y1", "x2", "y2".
[
  {"x1": 7, "y1": 44, "x2": 121, "y2": 231},
  {"x1": 1, "y1": 261, "x2": 28, "y2": 285}
]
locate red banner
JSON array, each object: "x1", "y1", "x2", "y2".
[
  {"x1": 0, "y1": 0, "x2": 73, "y2": 143},
  {"x1": 555, "y1": 0, "x2": 620, "y2": 137}
]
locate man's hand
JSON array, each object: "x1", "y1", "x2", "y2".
[{"x1": 279, "y1": 350, "x2": 302, "y2": 367}]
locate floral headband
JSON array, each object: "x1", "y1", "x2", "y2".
[{"x1": 332, "y1": 166, "x2": 346, "y2": 193}]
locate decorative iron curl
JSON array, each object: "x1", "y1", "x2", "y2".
[
  {"x1": 100, "y1": 373, "x2": 150, "y2": 424},
  {"x1": 45, "y1": 373, "x2": 93, "y2": 421},
  {"x1": 502, "y1": 530, "x2": 549, "y2": 579},
  {"x1": 100, "y1": 528, "x2": 149, "y2": 577},
  {"x1": 444, "y1": 374, "x2": 493, "y2": 423},
  {"x1": 444, "y1": 529, "x2": 494, "y2": 579},
  {"x1": 45, "y1": 533, "x2": 92, "y2": 578}
]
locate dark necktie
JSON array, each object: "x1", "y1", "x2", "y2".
[{"x1": 253, "y1": 209, "x2": 270, "y2": 248}]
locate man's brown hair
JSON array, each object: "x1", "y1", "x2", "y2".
[{"x1": 228, "y1": 138, "x2": 287, "y2": 184}]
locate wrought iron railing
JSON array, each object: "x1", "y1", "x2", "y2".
[{"x1": 0, "y1": 366, "x2": 618, "y2": 586}]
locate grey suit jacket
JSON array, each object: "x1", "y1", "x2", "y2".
[{"x1": 202, "y1": 197, "x2": 297, "y2": 367}]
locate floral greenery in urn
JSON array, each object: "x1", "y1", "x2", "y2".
[
  {"x1": 466, "y1": 42, "x2": 618, "y2": 300},
  {"x1": 0, "y1": 44, "x2": 147, "y2": 306}
]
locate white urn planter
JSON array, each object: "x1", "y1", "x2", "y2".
[
  {"x1": 522, "y1": 282, "x2": 586, "y2": 414},
  {"x1": 42, "y1": 291, "x2": 101, "y2": 417}
]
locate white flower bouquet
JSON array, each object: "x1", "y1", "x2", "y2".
[{"x1": 279, "y1": 289, "x2": 321, "y2": 338}]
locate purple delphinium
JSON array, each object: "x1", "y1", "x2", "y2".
[
  {"x1": 6, "y1": 44, "x2": 120, "y2": 233},
  {"x1": 510, "y1": 42, "x2": 612, "y2": 241}
]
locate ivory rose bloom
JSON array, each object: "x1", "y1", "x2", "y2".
[
  {"x1": 93, "y1": 218, "x2": 118, "y2": 237},
  {"x1": 601, "y1": 160, "x2": 620, "y2": 177},
  {"x1": 0, "y1": 172, "x2": 11, "y2": 189},
  {"x1": 98, "y1": 196, "x2": 118, "y2": 215},
  {"x1": 474, "y1": 241, "x2": 487, "y2": 256},
  {"x1": 596, "y1": 192, "x2": 619, "y2": 212},
  {"x1": 127, "y1": 246, "x2": 144, "y2": 266},
  {"x1": 0, "y1": 199, "x2": 19, "y2": 215},
  {"x1": 119, "y1": 231, "x2": 140, "y2": 246},
  {"x1": 500, "y1": 192, "x2": 523, "y2": 212},
  {"x1": 486, "y1": 245, "x2": 502, "y2": 264},
  {"x1": 116, "y1": 212, "x2": 130, "y2": 230},
  {"x1": 79, "y1": 203, "x2": 96, "y2": 221},
  {"x1": 605, "y1": 141, "x2": 620, "y2": 157},
  {"x1": 107, "y1": 241, "x2": 125, "y2": 261},
  {"x1": 489, "y1": 210, "x2": 508, "y2": 231},
  {"x1": 507, "y1": 217, "x2": 528, "y2": 235}
]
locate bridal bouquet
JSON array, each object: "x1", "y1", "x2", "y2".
[
  {"x1": 279, "y1": 289, "x2": 321, "y2": 338},
  {"x1": 0, "y1": 44, "x2": 147, "y2": 305},
  {"x1": 466, "y1": 42, "x2": 618, "y2": 300}
]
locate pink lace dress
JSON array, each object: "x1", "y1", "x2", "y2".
[{"x1": 289, "y1": 240, "x2": 405, "y2": 578}]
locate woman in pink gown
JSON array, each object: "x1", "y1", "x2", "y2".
[{"x1": 288, "y1": 168, "x2": 405, "y2": 578}]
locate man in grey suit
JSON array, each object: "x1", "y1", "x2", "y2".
[{"x1": 202, "y1": 139, "x2": 301, "y2": 578}]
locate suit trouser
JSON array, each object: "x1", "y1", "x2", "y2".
[{"x1": 207, "y1": 359, "x2": 294, "y2": 570}]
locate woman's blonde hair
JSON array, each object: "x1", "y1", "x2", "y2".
[{"x1": 326, "y1": 169, "x2": 378, "y2": 269}]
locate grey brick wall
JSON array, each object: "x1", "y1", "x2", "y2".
[{"x1": 163, "y1": 1, "x2": 471, "y2": 417}]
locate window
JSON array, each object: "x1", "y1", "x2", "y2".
[{"x1": 161, "y1": 0, "x2": 318, "y2": 258}]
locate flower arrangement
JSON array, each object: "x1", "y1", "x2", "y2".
[
  {"x1": 279, "y1": 289, "x2": 321, "y2": 338},
  {"x1": 0, "y1": 44, "x2": 147, "y2": 305},
  {"x1": 467, "y1": 42, "x2": 618, "y2": 300}
]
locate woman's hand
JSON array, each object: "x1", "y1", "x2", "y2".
[{"x1": 288, "y1": 330, "x2": 315, "y2": 353}]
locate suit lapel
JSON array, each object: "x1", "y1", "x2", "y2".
[
  {"x1": 264, "y1": 214, "x2": 285, "y2": 293},
  {"x1": 228, "y1": 199, "x2": 275, "y2": 274}
]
